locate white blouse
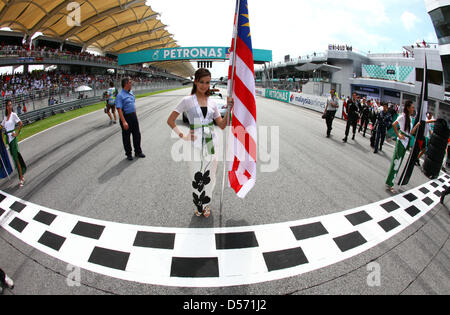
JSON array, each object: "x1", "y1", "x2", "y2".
[
  {"x1": 395, "y1": 113, "x2": 413, "y2": 149},
  {"x1": 175, "y1": 95, "x2": 221, "y2": 152},
  {"x1": 1, "y1": 112, "x2": 21, "y2": 143}
]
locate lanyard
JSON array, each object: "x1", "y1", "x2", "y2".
[{"x1": 190, "y1": 122, "x2": 215, "y2": 155}]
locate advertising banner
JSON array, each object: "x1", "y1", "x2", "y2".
[
  {"x1": 289, "y1": 93, "x2": 327, "y2": 113},
  {"x1": 118, "y1": 47, "x2": 272, "y2": 65},
  {"x1": 265, "y1": 89, "x2": 290, "y2": 103},
  {"x1": 256, "y1": 89, "x2": 344, "y2": 119}
]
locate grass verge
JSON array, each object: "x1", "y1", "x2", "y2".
[{"x1": 18, "y1": 87, "x2": 188, "y2": 142}]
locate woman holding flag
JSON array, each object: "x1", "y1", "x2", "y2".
[
  {"x1": 385, "y1": 100, "x2": 420, "y2": 193},
  {"x1": 1, "y1": 100, "x2": 26, "y2": 187},
  {"x1": 167, "y1": 69, "x2": 234, "y2": 218}
]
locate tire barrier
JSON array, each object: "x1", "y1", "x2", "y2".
[{"x1": 423, "y1": 119, "x2": 449, "y2": 179}]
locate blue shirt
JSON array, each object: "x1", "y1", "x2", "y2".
[{"x1": 115, "y1": 89, "x2": 135, "y2": 114}]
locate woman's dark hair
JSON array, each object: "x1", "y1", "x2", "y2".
[
  {"x1": 4, "y1": 99, "x2": 12, "y2": 117},
  {"x1": 191, "y1": 68, "x2": 211, "y2": 95},
  {"x1": 110, "y1": 81, "x2": 115, "y2": 88},
  {"x1": 403, "y1": 100, "x2": 414, "y2": 133}
]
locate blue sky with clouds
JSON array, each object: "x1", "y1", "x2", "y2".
[{"x1": 149, "y1": 0, "x2": 438, "y2": 77}]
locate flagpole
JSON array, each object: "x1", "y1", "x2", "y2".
[
  {"x1": 0, "y1": 132, "x2": 11, "y2": 181},
  {"x1": 398, "y1": 52, "x2": 427, "y2": 187},
  {"x1": 0, "y1": 153, "x2": 10, "y2": 181},
  {"x1": 220, "y1": 0, "x2": 241, "y2": 214}
]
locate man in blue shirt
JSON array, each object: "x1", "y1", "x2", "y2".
[{"x1": 116, "y1": 77, "x2": 145, "y2": 160}]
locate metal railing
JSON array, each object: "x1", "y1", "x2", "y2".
[
  {"x1": 1, "y1": 81, "x2": 183, "y2": 125},
  {"x1": 0, "y1": 47, "x2": 186, "y2": 80}
]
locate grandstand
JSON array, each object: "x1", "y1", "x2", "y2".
[
  {"x1": 256, "y1": 43, "x2": 450, "y2": 121},
  {"x1": 0, "y1": 0, "x2": 195, "y2": 118}
]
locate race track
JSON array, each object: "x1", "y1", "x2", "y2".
[{"x1": 0, "y1": 88, "x2": 448, "y2": 294}]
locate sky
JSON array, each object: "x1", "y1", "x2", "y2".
[{"x1": 147, "y1": 0, "x2": 438, "y2": 78}]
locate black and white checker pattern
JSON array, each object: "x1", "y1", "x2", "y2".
[{"x1": 0, "y1": 175, "x2": 448, "y2": 288}]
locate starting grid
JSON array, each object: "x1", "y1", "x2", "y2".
[{"x1": 0, "y1": 174, "x2": 448, "y2": 288}]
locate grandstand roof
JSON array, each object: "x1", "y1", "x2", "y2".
[{"x1": 0, "y1": 0, "x2": 194, "y2": 77}]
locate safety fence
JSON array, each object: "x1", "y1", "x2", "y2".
[
  {"x1": 0, "y1": 81, "x2": 182, "y2": 121},
  {"x1": 256, "y1": 87, "x2": 344, "y2": 119},
  {"x1": 4, "y1": 82, "x2": 183, "y2": 126}
]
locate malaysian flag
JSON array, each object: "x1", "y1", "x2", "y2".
[{"x1": 226, "y1": 0, "x2": 257, "y2": 199}]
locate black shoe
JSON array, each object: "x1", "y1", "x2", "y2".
[
  {"x1": 135, "y1": 153, "x2": 146, "y2": 158},
  {"x1": 127, "y1": 155, "x2": 133, "y2": 161},
  {"x1": 352, "y1": 135, "x2": 355, "y2": 140},
  {"x1": 374, "y1": 150, "x2": 378, "y2": 154},
  {"x1": 342, "y1": 138, "x2": 347, "y2": 143}
]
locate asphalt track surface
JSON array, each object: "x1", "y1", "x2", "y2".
[{"x1": 0, "y1": 88, "x2": 449, "y2": 295}]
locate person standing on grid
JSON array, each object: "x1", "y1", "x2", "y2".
[{"x1": 323, "y1": 89, "x2": 339, "y2": 138}]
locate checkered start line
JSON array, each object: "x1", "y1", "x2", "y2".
[{"x1": 0, "y1": 175, "x2": 448, "y2": 288}]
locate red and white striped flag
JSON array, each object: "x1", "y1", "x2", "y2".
[{"x1": 226, "y1": 0, "x2": 257, "y2": 199}]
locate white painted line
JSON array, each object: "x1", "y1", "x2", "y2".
[{"x1": 0, "y1": 175, "x2": 447, "y2": 288}]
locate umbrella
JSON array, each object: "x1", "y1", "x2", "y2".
[{"x1": 75, "y1": 85, "x2": 92, "y2": 92}]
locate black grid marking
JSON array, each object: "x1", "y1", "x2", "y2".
[
  {"x1": 290, "y1": 222, "x2": 328, "y2": 240},
  {"x1": 380, "y1": 201, "x2": 400, "y2": 213},
  {"x1": 378, "y1": 217, "x2": 401, "y2": 232},
  {"x1": 263, "y1": 247, "x2": 309, "y2": 272},
  {"x1": 403, "y1": 193, "x2": 418, "y2": 202},
  {"x1": 71, "y1": 221, "x2": 105, "y2": 240},
  {"x1": 345, "y1": 211, "x2": 373, "y2": 226},
  {"x1": 88, "y1": 247, "x2": 130, "y2": 271},
  {"x1": 215, "y1": 231, "x2": 259, "y2": 250},
  {"x1": 33, "y1": 211, "x2": 57, "y2": 226},
  {"x1": 434, "y1": 190, "x2": 443, "y2": 197},
  {"x1": 38, "y1": 231, "x2": 66, "y2": 251},
  {"x1": 405, "y1": 205, "x2": 421, "y2": 217},
  {"x1": 422, "y1": 197, "x2": 434, "y2": 206},
  {"x1": 133, "y1": 231, "x2": 176, "y2": 250},
  {"x1": 9, "y1": 217, "x2": 28, "y2": 233},
  {"x1": 170, "y1": 257, "x2": 219, "y2": 278},
  {"x1": 419, "y1": 187, "x2": 430, "y2": 195},
  {"x1": 333, "y1": 231, "x2": 367, "y2": 252},
  {"x1": 10, "y1": 201, "x2": 26, "y2": 213}
]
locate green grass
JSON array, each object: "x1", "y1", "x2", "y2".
[{"x1": 18, "y1": 87, "x2": 188, "y2": 142}]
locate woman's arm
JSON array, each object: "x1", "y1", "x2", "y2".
[
  {"x1": 215, "y1": 114, "x2": 231, "y2": 130},
  {"x1": 167, "y1": 111, "x2": 195, "y2": 141},
  {"x1": 411, "y1": 122, "x2": 421, "y2": 135},
  {"x1": 393, "y1": 121, "x2": 405, "y2": 140},
  {"x1": 215, "y1": 97, "x2": 234, "y2": 130},
  {"x1": 167, "y1": 111, "x2": 183, "y2": 138},
  {"x1": 16, "y1": 121, "x2": 22, "y2": 135}
]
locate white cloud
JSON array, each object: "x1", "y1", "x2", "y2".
[
  {"x1": 145, "y1": 1, "x2": 433, "y2": 77},
  {"x1": 401, "y1": 11, "x2": 419, "y2": 31}
]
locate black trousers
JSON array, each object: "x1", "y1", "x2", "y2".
[
  {"x1": 120, "y1": 112, "x2": 142, "y2": 157},
  {"x1": 345, "y1": 117, "x2": 358, "y2": 138},
  {"x1": 325, "y1": 111, "x2": 336, "y2": 136},
  {"x1": 375, "y1": 126, "x2": 387, "y2": 150},
  {"x1": 359, "y1": 116, "x2": 370, "y2": 135}
]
